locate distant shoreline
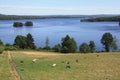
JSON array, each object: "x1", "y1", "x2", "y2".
[{"x1": 0, "y1": 14, "x2": 120, "y2": 20}]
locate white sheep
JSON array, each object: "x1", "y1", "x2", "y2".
[
  {"x1": 32, "y1": 59, "x2": 37, "y2": 63},
  {"x1": 52, "y1": 64, "x2": 56, "y2": 67}
]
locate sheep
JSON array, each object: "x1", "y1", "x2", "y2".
[
  {"x1": 32, "y1": 59, "x2": 37, "y2": 63},
  {"x1": 66, "y1": 62, "x2": 71, "y2": 69},
  {"x1": 52, "y1": 64, "x2": 56, "y2": 67}
]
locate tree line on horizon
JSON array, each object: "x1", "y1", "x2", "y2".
[{"x1": 0, "y1": 32, "x2": 119, "y2": 54}]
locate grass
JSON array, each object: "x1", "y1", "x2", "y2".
[
  {"x1": 10, "y1": 51, "x2": 120, "y2": 80},
  {"x1": 0, "y1": 52, "x2": 14, "y2": 80}
]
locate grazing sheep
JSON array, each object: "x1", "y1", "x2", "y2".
[
  {"x1": 97, "y1": 55, "x2": 99, "y2": 57},
  {"x1": 32, "y1": 59, "x2": 37, "y2": 63},
  {"x1": 66, "y1": 62, "x2": 71, "y2": 69},
  {"x1": 52, "y1": 64, "x2": 56, "y2": 67}
]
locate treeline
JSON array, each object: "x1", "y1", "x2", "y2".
[
  {"x1": 0, "y1": 32, "x2": 119, "y2": 54},
  {"x1": 81, "y1": 16, "x2": 120, "y2": 22},
  {"x1": 0, "y1": 14, "x2": 87, "y2": 20}
]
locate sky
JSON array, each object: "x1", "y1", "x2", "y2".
[{"x1": 0, "y1": 0, "x2": 120, "y2": 15}]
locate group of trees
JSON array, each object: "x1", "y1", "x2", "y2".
[
  {"x1": 14, "y1": 33, "x2": 36, "y2": 49},
  {"x1": 0, "y1": 32, "x2": 119, "y2": 53},
  {"x1": 13, "y1": 21, "x2": 33, "y2": 27},
  {"x1": 53, "y1": 32, "x2": 118, "y2": 53},
  {"x1": 79, "y1": 41, "x2": 95, "y2": 53}
]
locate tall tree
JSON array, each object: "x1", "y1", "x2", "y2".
[
  {"x1": 61, "y1": 35, "x2": 77, "y2": 53},
  {"x1": 89, "y1": 41, "x2": 96, "y2": 53},
  {"x1": 101, "y1": 32, "x2": 113, "y2": 52},
  {"x1": 14, "y1": 35, "x2": 27, "y2": 49},
  {"x1": 26, "y1": 33, "x2": 36, "y2": 49},
  {"x1": 79, "y1": 42, "x2": 90, "y2": 53}
]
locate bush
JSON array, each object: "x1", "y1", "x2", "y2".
[
  {"x1": 4, "y1": 46, "x2": 17, "y2": 51},
  {"x1": 13, "y1": 22, "x2": 23, "y2": 27},
  {"x1": 79, "y1": 43, "x2": 90, "y2": 53},
  {"x1": 25, "y1": 21, "x2": 33, "y2": 26},
  {"x1": 53, "y1": 44, "x2": 61, "y2": 52},
  {"x1": 0, "y1": 46, "x2": 4, "y2": 54}
]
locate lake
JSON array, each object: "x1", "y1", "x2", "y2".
[{"x1": 0, "y1": 18, "x2": 120, "y2": 50}]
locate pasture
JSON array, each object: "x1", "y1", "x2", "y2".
[
  {"x1": 9, "y1": 51, "x2": 120, "y2": 80},
  {"x1": 0, "y1": 52, "x2": 14, "y2": 80}
]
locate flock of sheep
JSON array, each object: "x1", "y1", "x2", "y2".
[{"x1": 31, "y1": 58, "x2": 79, "y2": 69}]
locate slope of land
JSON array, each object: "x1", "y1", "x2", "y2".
[
  {"x1": 9, "y1": 51, "x2": 120, "y2": 80},
  {"x1": 0, "y1": 52, "x2": 14, "y2": 80}
]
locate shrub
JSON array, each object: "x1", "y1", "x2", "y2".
[
  {"x1": 4, "y1": 46, "x2": 17, "y2": 51},
  {"x1": 0, "y1": 46, "x2": 4, "y2": 54},
  {"x1": 53, "y1": 44, "x2": 61, "y2": 52},
  {"x1": 79, "y1": 42, "x2": 90, "y2": 53}
]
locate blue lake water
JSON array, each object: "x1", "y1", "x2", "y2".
[{"x1": 0, "y1": 18, "x2": 120, "y2": 50}]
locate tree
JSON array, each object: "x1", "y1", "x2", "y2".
[
  {"x1": 0, "y1": 39, "x2": 3, "y2": 45},
  {"x1": 25, "y1": 21, "x2": 33, "y2": 26},
  {"x1": 26, "y1": 33, "x2": 36, "y2": 49},
  {"x1": 79, "y1": 43, "x2": 90, "y2": 53},
  {"x1": 14, "y1": 35, "x2": 27, "y2": 49},
  {"x1": 89, "y1": 41, "x2": 96, "y2": 53},
  {"x1": 111, "y1": 36, "x2": 118, "y2": 52},
  {"x1": 101, "y1": 32, "x2": 113, "y2": 52},
  {"x1": 61, "y1": 35, "x2": 77, "y2": 53},
  {"x1": 53, "y1": 44, "x2": 61, "y2": 52},
  {"x1": 0, "y1": 39, "x2": 4, "y2": 54},
  {"x1": 45, "y1": 37, "x2": 49, "y2": 47}
]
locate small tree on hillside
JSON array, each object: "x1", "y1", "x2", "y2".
[
  {"x1": 101, "y1": 32, "x2": 113, "y2": 52},
  {"x1": 26, "y1": 33, "x2": 36, "y2": 49},
  {"x1": 89, "y1": 41, "x2": 96, "y2": 53},
  {"x1": 79, "y1": 42, "x2": 90, "y2": 53},
  {"x1": 61, "y1": 35, "x2": 77, "y2": 53},
  {"x1": 14, "y1": 35, "x2": 27, "y2": 49}
]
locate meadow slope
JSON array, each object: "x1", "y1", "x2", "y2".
[{"x1": 7, "y1": 51, "x2": 120, "y2": 80}]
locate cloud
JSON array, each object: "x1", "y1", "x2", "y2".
[{"x1": 0, "y1": 5, "x2": 120, "y2": 15}]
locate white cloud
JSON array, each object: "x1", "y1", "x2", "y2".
[{"x1": 0, "y1": 5, "x2": 120, "y2": 15}]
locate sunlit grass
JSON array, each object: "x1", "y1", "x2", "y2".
[
  {"x1": 0, "y1": 52, "x2": 14, "y2": 80},
  {"x1": 11, "y1": 51, "x2": 120, "y2": 80}
]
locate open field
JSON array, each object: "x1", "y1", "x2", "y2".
[
  {"x1": 0, "y1": 52, "x2": 14, "y2": 80},
  {"x1": 8, "y1": 51, "x2": 120, "y2": 80}
]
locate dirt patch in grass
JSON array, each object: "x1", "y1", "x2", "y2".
[{"x1": 22, "y1": 51, "x2": 61, "y2": 56}]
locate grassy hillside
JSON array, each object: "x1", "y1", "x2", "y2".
[
  {"x1": 0, "y1": 52, "x2": 14, "y2": 80},
  {"x1": 10, "y1": 51, "x2": 120, "y2": 80}
]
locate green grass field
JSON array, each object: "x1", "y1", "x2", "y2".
[
  {"x1": 0, "y1": 52, "x2": 14, "y2": 80},
  {"x1": 10, "y1": 51, "x2": 120, "y2": 80}
]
